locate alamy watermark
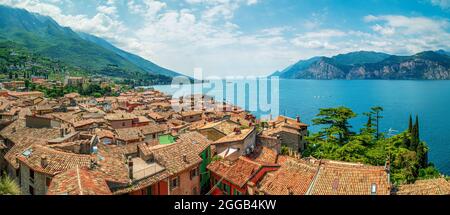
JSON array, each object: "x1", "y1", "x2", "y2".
[{"x1": 169, "y1": 68, "x2": 279, "y2": 120}]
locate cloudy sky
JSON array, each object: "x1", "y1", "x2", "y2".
[{"x1": 1, "y1": 0, "x2": 450, "y2": 77}]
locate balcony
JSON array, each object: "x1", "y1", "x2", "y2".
[{"x1": 132, "y1": 157, "x2": 165, "y2": 180}]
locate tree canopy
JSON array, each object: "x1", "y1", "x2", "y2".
[{"x1": 304, "y1": 106, "x2": 441, "y2": 185}]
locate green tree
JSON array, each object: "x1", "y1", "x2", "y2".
[
  {"x1": 24, "y1": 79, "x2": 30, "y2": 90},
  {"x1": 361, "y1": 111, "x2": 376, "y2": 135},
  {"x1": 408, "y1": 114, "x2": 413, "y2": 133},
  {"x1": 0, "y1": 173, "x2": 20, "y2": 195},
  {"x1": 410, "y1": 115, "x2": 420, "y2": 151},
  {"x1": 312, "y1": 106, "x2": 357, "y2": 144},
  {"x1": 370, "y1": 106, "x2": 384, "y2": 139}
]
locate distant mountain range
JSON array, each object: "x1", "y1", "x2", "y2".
[
  {"x1": 0, "y1": 5, "x2": 185, "y2": 84},
  {"x1": 272, "y1": 50, "x2": 450, "y2": 80}
]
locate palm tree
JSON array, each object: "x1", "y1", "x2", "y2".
[{"x1": 0, "y1": 173, "x2": 20, "y2": 195}]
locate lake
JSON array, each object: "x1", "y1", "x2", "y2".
[{"x1": 154, "y1": 79, "x2": 450, "y2": 175}]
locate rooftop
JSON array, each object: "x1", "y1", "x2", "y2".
[
  {"x1": 47, "y1": 166, "x2": 112, "y2": 195},
  {"x1": 396, "y1": 178, "x2": 450, "y2": 195}
]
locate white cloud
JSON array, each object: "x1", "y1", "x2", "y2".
[
  {"x1": 0, "y1": 0, "x2": 127, "y2": 41},
  {"x1": 429, "y1": 0, "x2": 450, "y2": 9},
  {"x1": 2, "y1": 1, "x2": 450, "y2": 77}
]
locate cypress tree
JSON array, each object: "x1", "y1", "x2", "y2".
[
  {"x1": 410, "y1": 116, "x2": 421, "y2": 151},
  {"x1": 415, "y1": 115, "x2": 420, "y2": 140},
  {"x1": 408, "y1": 114, "x2": 413, "y2": 134}
]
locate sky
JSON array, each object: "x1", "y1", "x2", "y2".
[{"x1": 0, "y1": 0, "x2": 450, "y2": 77}]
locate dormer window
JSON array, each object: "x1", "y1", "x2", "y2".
[{"x1": 371, "y1": 183, "x2": 377, "y2": 195}]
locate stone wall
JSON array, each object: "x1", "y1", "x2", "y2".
[{"x1": 19, "y1": 164, "x2": 49, "y2": 195}]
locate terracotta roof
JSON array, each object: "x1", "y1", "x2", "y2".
[
  {"x1": 0, "y1": 119, "x2": 60, "y2": 169},
  {"x1": 105, "y1": 112, "x2": 136, "y2": 121},
  {"x1": 147, "y1": 112, "x2": 165, "y2": 120},
  {"x1": 263, "y1": 125, "x2": 301, "y2": 136},
  {"x1": 17, "y1": 145, "x2": 92, "y2": 176},
  {"x1": 115, "y1": 128, "x2": 142, "y2": 142},
  {"x1": 257, "y1": 157, "x2": 391, "y2": 195},
  {"x1": 180, "y1": 110, "x2": 202, "y2": 117},
  {"x1": 138, "y1": 140, "x2": 202, "y2": 175},
  {"x1": 178, "y1": 131, "x2": 213, "y2": 154},
  {"x1": 199, "y1": 120, "x2": 240, "y2": 135},
  {"x1": 72, "y1": 119, "x2": 97, "y2": 128},
  {"x1": 396, "y1": 178, "x2": 450, "y2": 195},
  {"x1": 259, "y1": 156, "x2": 319, "y2": 195},
  {"x1": 208, "y1": 157, "x2": 263, "y2": 188},
  {"x1": 94, "y1": 129, "x2": 115, "y2": 139},
  {"x1": 246, "y1": 146, "x2": 278, "y2": 165},
  {"x1": 308, "y1": 159, "x2": 390, "y2": 195},
  {"x1": 213, "y1": 127, "x2": 255, "y2": 144},
  {"x1": 139, "y1": 123, "x2": 166, "y2": 135},
  {"x1": 112, "y1": 170, "x2": 170, "y2": 195},
  {"x1": 115, "y1": 124, "x2": 165, "y2": 142},
  {"x1": 47, "y1": 166, "x2": 112, "y2": 195},
  {"x1": 273, "y1": 115, "x2": 308, "y2": 127},
  {"x1": 95, "y1": 144, "x2": 130, "y2": 184}
]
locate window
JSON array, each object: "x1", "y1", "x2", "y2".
[
  {"x1": 192, "y1": 187, "x2": 198, "y2": 195},
  {"x1": 170, "y1": 176, "x2": 180, "y2": 190},
  {"x1": 122, "y1": 122, "x2": 126, "y2": 127},
  {"x1": 29, "y1": 169, "x2": 35, "y2": 183},
  {"x1": 223, "y1": 183, "x2": 231, "y2": 194},
  {"x1": 152, "y1": 134, "x2": 156, "y2": 139},
  {"x1": 29, "y1": 186, "x2": 34, "y2": 195},
  {"x1": 234, "y1": 189, "x2": 242, "y2": 195},
  {"x1": 146, "y1": 186, "x2": 153, "y2": 195},
  {"x1": 190, "y1": 167, "x2": 199, "y2": 180},
  {"x1": 46, "y1": 177, "x2": 51, "y2": 187}
]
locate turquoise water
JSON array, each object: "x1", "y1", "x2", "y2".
[{"x1": 154, "y1": 79, "x2": 450, "y2": 175}]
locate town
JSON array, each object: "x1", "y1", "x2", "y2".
[{"x1": 0, "y1": 77, "x2": 449, "y2": 196}]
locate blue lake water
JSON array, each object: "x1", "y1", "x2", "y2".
[{"x1": 154, "y1": 79, "x2": 450, "y2": 175}]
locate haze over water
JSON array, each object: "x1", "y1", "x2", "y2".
[{"x1": 155, "y1": 79, "x2": 450, "y2": 175}]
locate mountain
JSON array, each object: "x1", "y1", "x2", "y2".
[
  {"x1": 436, "y1": 49, "x2": 450, "y2": 57},
  {"x1": 331, "y1": 51, "x2": 391, "y2": 65},
  {"x1": 0, "y1": 5, "x2": 184, "y2": 84},
  {"x1": 77, "y1": 32, "x2": 181, "y2": 78},
  {"x1": 272, "y1": 50, "x2": 450, "y2": 80}
]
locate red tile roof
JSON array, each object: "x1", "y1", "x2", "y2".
[
  {"x1": 259, "y1": 156, "x2": 319, "y2": 195},
  {"x1": 47, "y1": 166, "x2": 112, "y2": 195},
  {"x1": 208, "y1": 157, "x2": 264, "y2": 188},
  {"x1": 17, "y1": 145, "x2": 92, "y2": 176},
  {"x1": 396, "y1": 178, "x2": 450, "y2": 195}
]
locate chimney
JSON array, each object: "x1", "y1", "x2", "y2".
[
  {"x1": 296, "y1": 115, "x2": 300, "y2": 123},
  {"x1": 385, "y1": 157, "x2": 391, "y2": 184},
  {"x1": 183, "y1": 154, "x2": 188, "y2": 163},
  {"x1": 272, "y1": 122, "x2": 276, "y2": 128},
  {"x1": 89, "y1": 158, "x2": 96, "y2": 170},
  {"x1": 288, "y1": 187, "x2": 294, "y2": 195},
  {"x1": 60, "y1": 128, "x2": 65, "y2": 137},
  {"x1": 234, "y1": 127, "x2": 241, "y2": 135},
  {"x1": 128, "y1": 156, "x2": 134, "y2": 180},
  {"x1": 236, "y1": 118, "x2": 241, "y2": 125},
  {"x1": 40, "y1": 155, "x2": 48, "y2": 168}
]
